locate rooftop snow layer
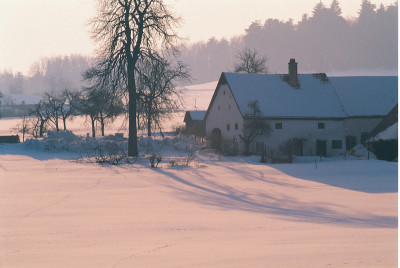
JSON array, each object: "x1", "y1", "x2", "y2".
[
  {"x1": 223, "y1": 73, "x2": 348, "y2": 118},
  {"x1": 369, "y1": 122, "x2": 398, "y2": 141},
  {"x1": 330, "y1": 76, "x2": 398, "y2": 117},
  {"x1": 188, "y1": 110, "x2": 207, "y2": 120}
]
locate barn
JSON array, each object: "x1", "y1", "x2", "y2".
[{"x1": 183, "y1": 110, "x2": 207, "y2": 140}]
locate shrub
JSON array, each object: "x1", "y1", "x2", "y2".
[{"x1": 149, "y1": 154, "x2": 162, "y2": 168}]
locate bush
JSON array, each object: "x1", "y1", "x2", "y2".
[
  {"x1": 149, "y1": 154, "x2": 162, "y2": 168},
  {"x1": 93, "y1": 145, "x2": 127, "y2": 165},
  {"x1": 174, "y1": 124, "x2": 186, "y2": 136},
  {"x1": 169, "y1": 160, "x2": 177, "y2": 167}
]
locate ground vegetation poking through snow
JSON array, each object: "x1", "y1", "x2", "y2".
[{"x1": 23, "y1": 130, "x2": 205, "y2": 166}]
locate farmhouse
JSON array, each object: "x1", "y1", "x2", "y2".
[{"x1": 204, "y1": 59, "x2": 397, "y2": 157}]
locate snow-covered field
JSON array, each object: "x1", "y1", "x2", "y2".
[
  {"x1": 0, "y1": 83, "x2": 398, "y2": 267},
  {"x1": 0, "y1": 132, "x2": 398, "y2": 267}
]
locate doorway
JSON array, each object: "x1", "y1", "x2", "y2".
[
  {"x1": 210, "y1": 128, "x2": 222, "y2": 151},
  {"x1": 316, "y1": 139, "x2": 327, "y2": 157}
]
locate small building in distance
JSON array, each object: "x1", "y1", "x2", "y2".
[
  {"x1": 0, "y1": 135, "x2": 20, "y2": 144},
  {"x1": 183, "y1": 110, "x2": 207, "y2": 140}
]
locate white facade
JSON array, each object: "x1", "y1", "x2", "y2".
[
  {"x1": 206, "y1": 83, "x2": 244, "y2": 152},
  {"x1": 204, "y1": 71, "x2": 397, "y2": 157},
  {"x1": 344, "y1": 117, "x2": 383, "y2": 145},
  {"x1": 253, "y1": 119, "x2": 346, "y2": 156}
]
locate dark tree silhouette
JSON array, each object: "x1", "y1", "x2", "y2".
[
  {"x1": 79, "y1": 85, "x2": 125, "y2": 138},
  {"x1": 234, "y1": 49, "x2": 268, "y2": 74},
  {"x1": 30, "y1": 100, "x2": 51, "y2": 137},
  {"x1": 239, "y1": 101, "x2": 271, "y2": 155},
  {"x1": 59, "y1": 89, "x2": 81, "y2": 131},
  {"x1": 136, "y1": 55, "x2": 190, "y2": 136},
  {"x1": 177, "y1": 0, "x2": 396, "y2": 84},
  {"x1": 85, "y1": 0, "x2": 180, "y2": 156}
]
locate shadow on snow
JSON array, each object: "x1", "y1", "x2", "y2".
[{"x1": 152, "y1": 162, "x2": 397, "y2": 229}]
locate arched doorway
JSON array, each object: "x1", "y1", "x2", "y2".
[{"x1": 210, "y1": 128, "x2": 222, "y2": 151}]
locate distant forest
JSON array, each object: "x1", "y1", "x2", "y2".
[
  {"x1": 0, "y1": 0, "x2": 397, "y2": 94},
  {"x1": 179, "y1": 0, "x2": 398, "y2": 83}
]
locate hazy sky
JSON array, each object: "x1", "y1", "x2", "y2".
[{"x1": 0, "y1": 0, "x2": 396, "y2": 74}]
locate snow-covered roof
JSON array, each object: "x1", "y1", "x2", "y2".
[
  {"x1": 187, "y1": 110, "x2": 206, "y2": 121},
  {"x1": 369, "y1": 122, "x2": 398, "y2": 142},
  {"x1": 329, "y1": 76, "x2": 398, "y2": 117},
  {"x1": 223, "y1": 72, "x2": 348, "y2": 118}
]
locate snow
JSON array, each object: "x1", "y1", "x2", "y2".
[
  {"x1": 347, "y1": 144, "x2": 377, "y2": 159},
  {"x1": 0, "y1": 133, "x2": 397, "y2": 267},
  {"x1": 187, "y1": 110, "x2": 207, "y2": 121},
  {"x1": 0, "y1": 83, "x2": 398, "y2": 267},
  {"x1": 223, "y1": 73, "x2": 348, "y2": 118},
  {"x1": 369, "y1": 122, "x2": 398, "y2": 141},
  {"x1": 219, "y1": 73, "x2": 397, "y2": 119},
  {"x1": 330, "y1": 76, "x2": 398, "y2": 117},
  {"x1": 181, "y1": 81, "x2": 217, "y2": 110}
]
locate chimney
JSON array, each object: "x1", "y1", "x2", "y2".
[
  {"x1": 288, "y1": 58, "x2": 299, "y2": 88},
  {"x1": 288, "y1": 58, "x2": 297, "y2": 79}
]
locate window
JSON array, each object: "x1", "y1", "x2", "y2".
[
  {"x1": 218, "y1": 106, "x2": 220, "y2": 110},
  {"x1": 227, "y1": 124, "x2": 230, "y2": 131},
  {"x1": 318, "y1": 122, "x2": 325, "y2": 129},
  {"x1": 332, "y1": 140, "x2": 342, "y2": 149},
  {"x1": 275, "y1": 122, "x2": 282, "y2": 129},
  {"x1": 229, "y1": 105, "x2": 231, "y2": 110},
  {"x1": 256, "y1": 142, "x2": 265, "y2": 153},
  {"x1": 235, "y1": 123, "x2": 238, "y2": 130}
]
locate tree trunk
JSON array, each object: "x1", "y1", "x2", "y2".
[
  {"x1": 63, "y1": 117, "x2": 67, "y2": 131},
  {"x1": 40, "y1": 121, "x2": 45, "y2": 137},
  {"x1": 147, "y1": 105, "x2": 152, "y2": 137},
  {"x1": 137, "y1": 112, "x2": 140, "y2": 130},
  {"x1": 127, "y1": 59, "x2": 138, "y2": 156},
  {"x1": 55, "y1": 117, "x2": 59, "y2": 132},
  {"x1": 100, "y1": 114, "x2": 105, "y2": 136},
  {"x1": 91, "y1": 116, "x2": 96, "y2": 138},
  {"x1": 244, "y1": 141, "x2": 250, "y2": 155}
]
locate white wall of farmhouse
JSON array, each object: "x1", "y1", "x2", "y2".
[
  {"x1": 205, "y1": 83, "x2": 245, "y2": 151},
  {"x1": 252, "y1": 119, "x2": 346, "y2": 157},
  {"x1": 344, "y1": 117, "x2": 383, "y2": 144}
]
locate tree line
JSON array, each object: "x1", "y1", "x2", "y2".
[
  {"x1": 17, "y1": 55, "x2": 188, "y2": 140},
  {"x1": 179, "y1": 0, "x2": 398, "y2": 83},
  {"x1": 0, "y1": 55, "x2": 92, "y2": 95}
]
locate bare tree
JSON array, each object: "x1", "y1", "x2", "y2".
[
  {"x1": 85, "y1": 0, "x2": 180, "y2": 156},
  {"x1": 12, "y1": 115, "x2": 30, "y2": 142},
  {"x1": 79, "y1": 85, "x2": 125, "y2": 137},
  {"x1": 234, "y1": 49, "x2": 268, "y2": 74},
  {"x1": 239, "y1": 101, "x2": 271, "y2": 155},
  {"x1": 59, "y1": 89, "x2": 81, "y2": 131},
  {"x1": 136, "y1": 55, "x2": 190, "y2": 136},
  {"x1": 43, "y1": 92, "x2": 63, "y2": 132},
  {"x1": 30, "y1": 100, "x2": 51, "y2": 137}
]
